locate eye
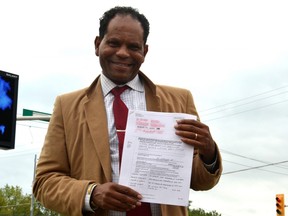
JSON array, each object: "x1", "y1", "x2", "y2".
[
  {"x1": 107, "y1": 40, "x2": 119, "y2": 47},
  {"x1": 129, "y1": 44, "x2": 141, "y2": 51}
]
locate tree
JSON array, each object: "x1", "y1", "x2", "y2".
[
  {"x1": 0, "y1": 184, "x2": 30, "y2": 216},
  {"x1": 0, "y1": 184, "x2": 61, "y2": 216},
  {"x1": 0, "y1": 184, "x2": 222, "y2": 216},
  {"x1": 33, "y1": 202, "x2": 61, "y2": 216},
  {"x1": 188, "y1": 201, "x2": 222, "y2": 216},
  {"x1": 189, "y1": 208, "x2": 221, "y2": 216}
]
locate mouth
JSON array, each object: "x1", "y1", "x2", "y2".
[{"x1": 112, "y1": 61, "x2": 133, "y2": 68}]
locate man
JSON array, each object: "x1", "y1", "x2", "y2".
[{"x1": 33, "y1": 6, "x2": 222, "y2": 216}]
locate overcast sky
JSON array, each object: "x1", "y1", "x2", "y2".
[{"x1": 1, "y1": 1, "x2": 288, "y2": 215}]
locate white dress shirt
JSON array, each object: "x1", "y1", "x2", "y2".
[{"x1": 85, "y1": 73, "x2": 161, "y2": 216}]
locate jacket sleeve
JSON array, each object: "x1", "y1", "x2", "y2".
[
  {"x1": 185, "y1": 90, "x2": 223, "y2": 190},
  {"x1": 191, "y1": 146, "x2": 222, "y2": 190},
  {"x1": 32, "y1": 96, "x2": 92, "y2": 216}
]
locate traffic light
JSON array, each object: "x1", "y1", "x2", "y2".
[
  {"x1": 0, "y1": 70, "x2": 19, "y2": 150},
  {"x1": 276, "y1": 194, "x2": 285, "y2": 215}
]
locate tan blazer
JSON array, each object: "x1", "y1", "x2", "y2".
[{"x1": 33, "y1": 72, "x2": 222, "y2": 216}]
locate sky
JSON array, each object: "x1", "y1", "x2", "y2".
[{"x1": 0, "y1": 0, "x2": 288, "y2": 215}]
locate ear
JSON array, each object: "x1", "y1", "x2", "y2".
[
  {"x1": 140, "y1": 44, "x2": 149, "y2": 64},
  {"x1": 144, "y1": 44, "x2": 149, "y2": 57},
  {"x1": 94, "y1": 36, "x2": 101, "y2": 56}
]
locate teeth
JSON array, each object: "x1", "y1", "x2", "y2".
[{"x1": 116, "y1": 63, "x2": 130, "y2": 67}]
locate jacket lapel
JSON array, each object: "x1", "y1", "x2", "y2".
[
  {"x1": 83, "y1": 77, "x2": 112, "y2": 182},
  {"x1": 138, "y1": 71, "x2": 161, "y2": 112},
  {"x1": 82, "y1": 72, "x2": 160, "y2": 182}
]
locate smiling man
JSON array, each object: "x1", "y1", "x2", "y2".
[{"x1": 33, "y1": 6, "x2": 222, "y2": 216}]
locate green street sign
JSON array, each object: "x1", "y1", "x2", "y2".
[{"x1": 22, "y1": 109, "x2": 51, "y2": 121}]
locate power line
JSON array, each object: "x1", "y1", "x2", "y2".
[
  {"x1": 223, "y1": 159, "x2": 288, "y2": 176},
  {"x1": 221, "y1": 149, "x2": 288, "y2": 170},
  {"x1": 16, "y1": 86, "x2": 288, "y2": 130},
  {"x1": 204, "y1": 98, "x2": 288, "y2": 122},
  {"x1": 17, "y1": 122, "x2": 48, "y2": 130},
  {"x1": 223, "y1": 160, "x2": 288, "y2": 175},
  {"x1": 200, "y1": 85, "x2": 288, "y2": 113},
  {"x1": 0, "y1": 149, "x2": 41, "y2": 159},
  {"x1": 221, "y1": 149, "x2": 288, "y2": 175},
  {"x1": 202, "y1": 90, "x2": 288, "y2": 117},
  {"x1": 4, "y1": 86, "x2": 288, "y2": 180},
  {"x1": 198, "y1": 85, "x2": 288, "y2": 121}
]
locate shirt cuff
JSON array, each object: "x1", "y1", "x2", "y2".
[
  {"x1": 203, "y1": 153, "x2": 218, "y2": 172},
  {"x1": 83, "y1": 183, "x2": 98, "y2": 212}
]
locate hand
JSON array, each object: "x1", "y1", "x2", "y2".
[
  {"x1": 91, "y1": 182, "x2": 142, "y2": 212},
  {"x1": 174, "y1": 119, "x2": 216, "y2": 164}
]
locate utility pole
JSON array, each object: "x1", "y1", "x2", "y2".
[
  {"x1": 15, "y1": 110, "x2": 49, "y2": 215},
  {"x1": 16, "y1": 111, "x2": 49, "y2": 215},
  {"x1": 30, "y1": 154, "x2": 37, "y2": 216}
]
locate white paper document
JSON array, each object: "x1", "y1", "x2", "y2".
[{"x1": 119, "y1": 110, "x2": 196, "y2": 206}]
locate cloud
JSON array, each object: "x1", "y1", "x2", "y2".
[{"x1": 1, "y1": 1, "x2": 288, "y2": 216}]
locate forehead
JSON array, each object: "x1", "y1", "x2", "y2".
[{"x1": 106, "y1": 15, "x2": 144, "y2": 38}]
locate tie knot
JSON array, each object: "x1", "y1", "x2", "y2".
[{"x1": 111, "y1": 85, "x2": 129, "y2": 97}]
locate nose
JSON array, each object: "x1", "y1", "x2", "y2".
[{"x1": 116, "y1": 45, "x2": 129, "y2": 58}]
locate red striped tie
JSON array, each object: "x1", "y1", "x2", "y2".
[
  {"x1": 111, "y1": 86, "x2": 152, "y2": 216},
  {"x1": 111, "y1": 86, "x2": 129, "y2": 167}
]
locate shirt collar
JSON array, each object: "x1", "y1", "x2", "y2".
[{"x1": 101, "y1": 73, "x2": 144, "y2": 97}]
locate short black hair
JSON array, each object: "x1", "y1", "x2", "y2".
[{"x1": 99, "y1": 6, "x2": 150, "y2": 44}]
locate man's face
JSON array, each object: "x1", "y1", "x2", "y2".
[{"x1": 95, "y1": 15, "x2": 148, "y2": 85}]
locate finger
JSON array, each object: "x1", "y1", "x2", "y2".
[
  {"x1": 175, "y1": 130, "x2": 198, "y2": 139},
  {"x1": 104, "y1": 195, "x2": 139, "y2": 211},
  {"x1": 175, "y1": 120, "x2": 199, "y2": 132},
  {"x1": 176, "y1": 119, "x2": 198, "y2": 126},
  {"x1": 109, "y1": 185, "x2": 142, "y2": 210},
  {"x1": 93, "y1": 183, "x2": 141, "y2": 211},
  {"x1": 176, "y1": 119, "x2": 207, "y2": 129},
  {"x1": 116, "y1": 185, "x2": 143, "y2": 200},
  {"x1": 100, "y1": 192, "x2": 140, "y2": 211}
]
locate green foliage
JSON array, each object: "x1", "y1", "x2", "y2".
[
  {"x1": 188, "y1": 201, "x2": 221, "y2": 216},
  {"x1": 0, "y1": 184, "x2": 30, "y2": 216},
  {"x1": 189, "y1": 208, "x2": 221, "y2": 216},
  {"x1": 0, "y1": 184, "x2": 61, "y2": 216},
  {"x1": 0, "y1": 184, "x2": 221, "y2": 216}
]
